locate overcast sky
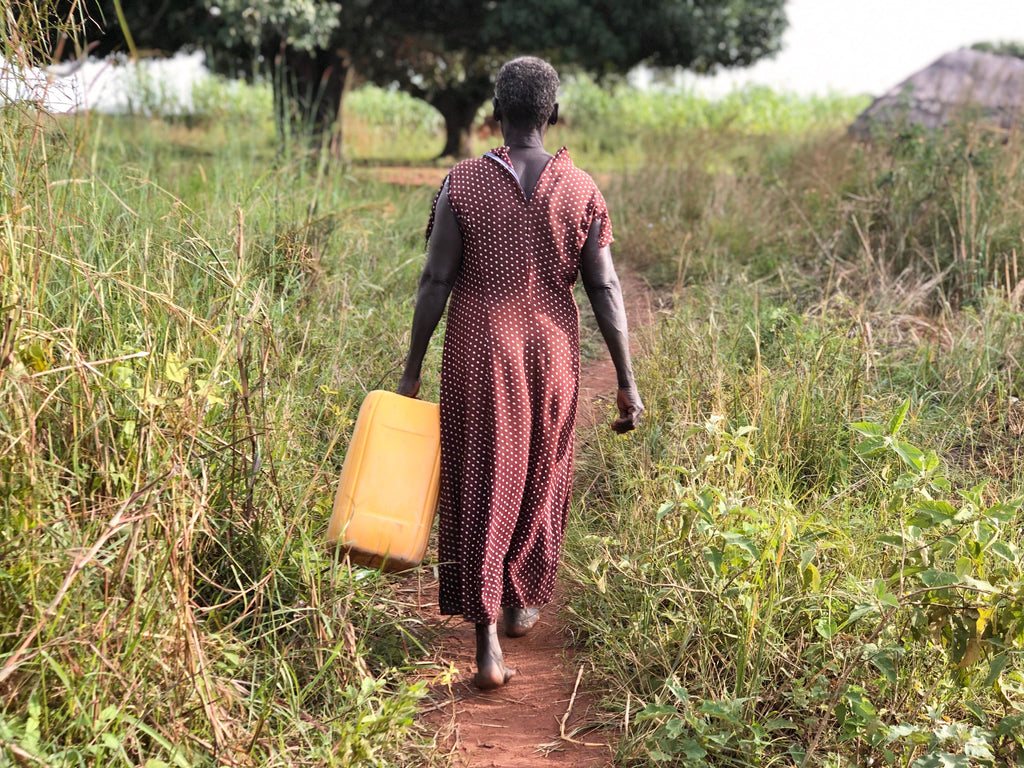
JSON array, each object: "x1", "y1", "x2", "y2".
[{"x1": 684, "y1": 0, "x2": 1024, "y2": 96}]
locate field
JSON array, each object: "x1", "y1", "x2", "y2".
[{"x1": 3, "y1": 61, "x2": 1024, "y2": 768}]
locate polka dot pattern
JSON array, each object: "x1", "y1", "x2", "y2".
[{"x1": 427, "y1": 146, "x2": 613, "y2": 623}]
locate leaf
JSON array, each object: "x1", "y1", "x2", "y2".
[
  {"x1": 164, "y1": 354, "x2": 188, "y2": 384},
  {"x1": 983, "y1": 653, "x2": 1007, "y2": 688},
  {"x1": 870, "y1": 651, "x2": 897, "y2": 683},
  {"x1": 989, "y1": 540, "x2": 1019, "y2": 563},
  {"x1": 876, "y1": 535, "x2": 906, "y2": 548},
  {"x1": 894, "y1": 473, "x2": 920, "y2": 490},
  {"x1": 921, "y1": 451, "x2": 940, "y2": 473},
  {"x1": 815, "y1": 617, "x2": 837, "y2": 639},
  {"x1": 656, "y1": 501, "x2": 675, "y2": 521},
  {"x1": 854, "y1": 435, "x2": 887, "y2": 457},
  {"x1": 802, "y1": 563, "x2": 821, "y2": 592},
  {"x1": 845, "y1": 603, "x2": 878, "y2": 625},
  {"x1": 996, "y1": 713, "x2": 1024, "y2": 737},
  {"x1": 917, "y1": 500, "x2": 957, "y2": 520},
  {"x1": 917, "y1": 569, "x2": 960, "y2": 588},
  {"x1": 703, "y1": 546, "x2": 723, "y2": 575},
  {"x1": 983, "y1": 503, "x2": 1021, "y2": 524},
  {"x1": 847, "y1": 693, "x2": 876, "y2": 720},
  {"x1": 893, "y1": 439, "x2": 925, "y2": 470},
  {"x1": 667, "y1": 681, "x2": 690, "y2": 704},
  {"x1": 897, "y1": 564, "x2": 927, "y2": 580},
  {"x1": 964, "y1": 700, "x2": 986, "y2": 724},
  {"x1": 888, "y1": 397, "x2": 911, "y2": 436},
  {"x1": 910, "y1": 752, "x2": 970, "y2": 768},
  {"x1": 636, "y1": 704, "x2": 677, "y2": 721},
  {"x1": 699, "y1": 700, "x2": 743, "y2": 722},
  {"x1": 677, "y1": 739, "x2": 707, "y2": 760},
  {"x1": 663, "y1": 718, "x2": 685, "y2": 738},
  {"x1": 101, "y1": 732, "x2": 123, "y2": 750},
  {"x1": 851, "y1": 421, "x2": 885, "y2": 437},
  {"x1": 964, "y1": 738, "x2": 994, "y2": 761},
  {"x1": 872, "y1": 578, "x2": 900, "y2": 608},
  {"x1": 800, "y1": 548, "x2": 816, "y2": 571},
  {"x1": 22, "y1": 341, "x2": 51, "y2": 372},
  {"x1": 960, "y1": 575, "x2": 997, "y2": 594},
  {"x1": 886, "y1": 723, "x2": 922, "y2": 739},
  {"x1": 722, "y1": 533, "x2": 760, "y2": 561}
]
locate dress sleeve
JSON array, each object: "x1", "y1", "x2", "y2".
[
  {"x1": 589, "y1": 186, "x2": 614, "y2": 248},
  {"x1": 425, "y1": 174, "x2": 451, "y2": 243}
]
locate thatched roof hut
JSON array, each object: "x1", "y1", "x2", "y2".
[{"x1": 850, "y1": 48, "x2": 1024, "y2": 137}]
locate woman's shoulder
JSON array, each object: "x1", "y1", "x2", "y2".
[
  {"x1": 450, "y1": 152, "x2": 498, "y2": 175},
  {"x1": 552, "y1": 147, "x2": 604, "y2": 193}
]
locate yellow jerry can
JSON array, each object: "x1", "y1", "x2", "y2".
[{"x1": 327, "y1": 390, "x2": 441, "y2": 571}]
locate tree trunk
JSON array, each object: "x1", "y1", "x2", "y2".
[
  {"x1": 431, "y1": 88, "x2": 487, "y2": 159},
  {"x1": 272, "y1": 45, "x2": 351, "y2": 160}
]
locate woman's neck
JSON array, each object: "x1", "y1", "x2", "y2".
[{"x1": 501, "y1": 123, "x2": 548, "y2": 152}]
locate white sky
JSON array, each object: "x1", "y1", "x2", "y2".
[{"x1": 684, "y1": 0, "x2": 1024, "y2": 96}]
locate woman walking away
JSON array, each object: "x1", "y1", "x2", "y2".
[{"x1": 398, "y1": 56, "x2": 643, "y2": 690}]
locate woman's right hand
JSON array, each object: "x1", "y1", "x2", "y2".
[
  {"x1": 397, "y1": 374, "x2": 421, "y2": 399},
  {"x1": 611, "y1": 386, "x2": 644, "y2": 433}
]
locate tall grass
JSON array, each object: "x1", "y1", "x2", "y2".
[
  {"x1": 565, "y1": 108, "x2": 1024, "y2": 766},
  {"x1": 1, "y1": 15, "x2": 443, "y2": 765},
  {"x1": 552, "y1": 76, "x2": 869, "y2": 170}
]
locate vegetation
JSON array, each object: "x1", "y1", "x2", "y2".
[
  {"x1": 4, "y1": 40, "x2": 1024, "y2": 768},
  {"x1": 971, "y1": 40, "x2": 1024, "y2": 60},
  {"x1": 1, "y1": 72, "x2": 437, "y2": 768},
  {"x1": 567, "y1": 106, "x2": 1024, "y2": 766}
]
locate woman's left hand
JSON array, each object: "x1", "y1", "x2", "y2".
[{"x1": 611, "y1": 386, "x2": 644, "y2": 433}]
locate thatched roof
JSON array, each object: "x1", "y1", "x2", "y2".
[{"x1": 850, "y1": 48, "x2": 1024, "y2": 137}]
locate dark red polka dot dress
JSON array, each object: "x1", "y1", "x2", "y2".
[{"x1": 426, "y1": 146, "x2": 613, "y2": 623}]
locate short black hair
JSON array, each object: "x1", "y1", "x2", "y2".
[{"x1": 494, "y1": 57, "x2": 559, "y2": 130}]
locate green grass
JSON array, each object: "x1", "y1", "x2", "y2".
[
  {"x1": 4, "y1": 33, "x2": 1024, "y2": 768},
  {"x1": 1, "y1": 92, "x2": 442, "y2": 766},
  {"x1": 565, "y1": 108, "x2": 1024, "y2": 767}
]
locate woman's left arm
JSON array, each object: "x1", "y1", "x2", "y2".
[
  {"x1": 580, "y1": 219, "x2": 644, "y2": 433},
  {"x1": 398, "y1": 181, "x2": 463, "y2": 397}
]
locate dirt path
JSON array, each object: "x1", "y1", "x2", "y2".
[{"x1": 400, "y1": 264, "x2": 656, "y2": 767}]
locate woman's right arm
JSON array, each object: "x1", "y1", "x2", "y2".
[
  {"x1": 580, "y1": 219, "x2": 644, "y2": 433},
  {"x1": 398, "y1": 181, "x2": 463, "y2": 397}
]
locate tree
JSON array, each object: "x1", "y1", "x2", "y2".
[
  {"x1": 348, "y1": 0, "x2": 500, "y2": 158},
  {"x1": 207, "y1": 0, "x2": 363, "y2": 155},
  {"x1": 22, "y1": 0, "x2": 356, "y2": 153},
  {"x1": 350, "y1": 0, "x2": 789, "y2": 157}
]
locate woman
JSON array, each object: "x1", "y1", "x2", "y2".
[{"x1": 398, "y1": 56, "x2": 643, "y2": 690}]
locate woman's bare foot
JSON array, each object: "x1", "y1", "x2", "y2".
[
  {"x1": 472, "y1": 622, "x2": 516, "y2": 690},
  {"x1": 503, "y1": 606, "x2": 540, "y2": 638}
]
